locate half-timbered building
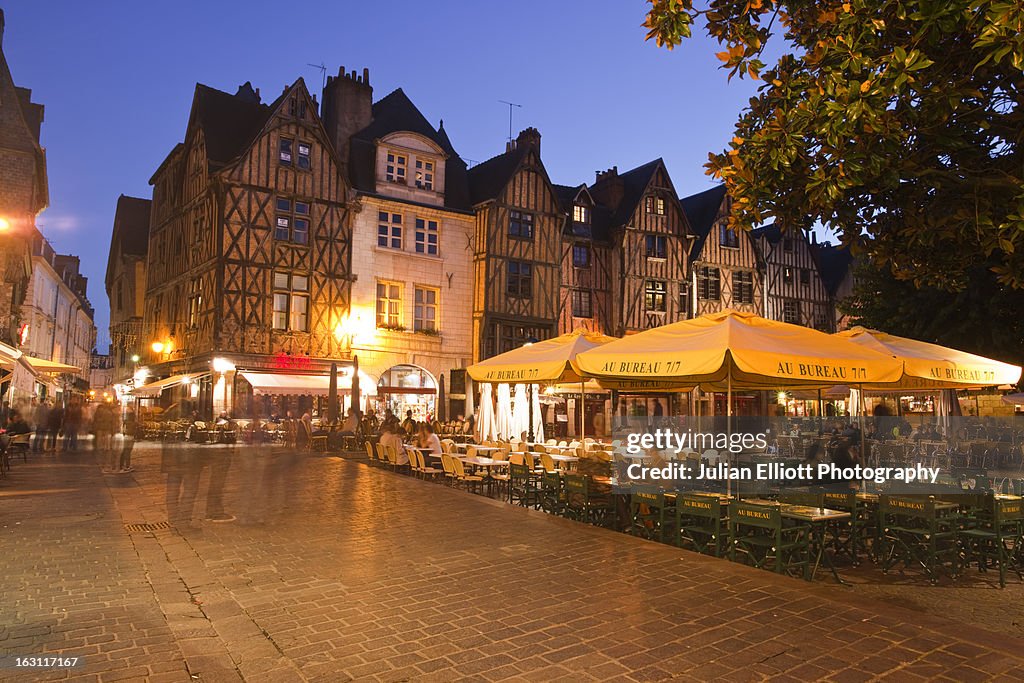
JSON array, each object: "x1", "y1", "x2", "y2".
[
  {"x1": 752, "y1": 224, "x2": 833, "y2": 331},
  {"x1": 468, "y1": 128, "x2": 562, "y2": 361},
  {"x1": 682, "y1": 185, "x2": 763, "y2": 316},
  {"x1": 812, "y1": 242, "x2": 856, "y2": 331},
  {"x1": 554, "y1": 184, "x2": 614, "y2": 335},
  {"x1": 144, "y1": 79, "x2": 353, "y2": 417},
  {"x1": 589, "y1": 160, "x2": 692, "y2": 334},
  {"x1": 321, "y1": 69, "x2": 475, "y2": 419},
  {"x1": 105, "y1": 195, "x2": 150, "y2": 381}
]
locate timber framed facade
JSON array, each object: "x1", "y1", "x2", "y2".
[
  {"x1": 144, "y1": 79, "x2": 353, "y2": 414},
  {"x1": 753, "y1": 225, "x2": 833, "y2": 331}
]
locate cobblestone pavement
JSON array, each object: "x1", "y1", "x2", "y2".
[{"x1": 3, "y1": 444, "x2": 1024, "y2": 682}]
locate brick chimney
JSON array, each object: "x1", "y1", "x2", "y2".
[
  {"x1": 591, "y1": 167, "x2": 624, "y2": 209},
  {"x1": 516, "y1": 127, "x2": 541, "y2": 155},
  {"x1": 321, "y1": 66, "x2": 373, "y2": 174}
]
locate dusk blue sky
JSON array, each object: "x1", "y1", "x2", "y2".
[{"x1": 4, "y1": 0, "x2": 773, "y2": 347}]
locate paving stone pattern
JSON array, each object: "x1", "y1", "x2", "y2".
[{"x1": 2, "y1": 445, "x2": 1024, "y2": 682}]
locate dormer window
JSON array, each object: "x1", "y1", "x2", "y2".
[
  {"x1": 573, "y1": 204, "x2": 590, "y2": 224},
  {"x1": 415, "y1": 159, "x2": 435, "y2": 190},
  {"x1": 386, "y1": 152, "x2": 407, "y2": 183}
]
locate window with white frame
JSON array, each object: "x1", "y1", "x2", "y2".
[
  {"x1": 376, "y1": 282, "x2": 402, "y2": 327},
  {"x1": 272, "y1": 272, "x2": 309, "y2": 331},
  {"x1": 645, "y1": 280, "x2": 667, "y2": 312},
  {"x1": 415, "y1": 218, "x2": 439, "y2": 255},
  {"x1": 385, "y1": 151, "x2": 407, "y2": 183},
  {"x1": 414, "y1": 158, "x2": 434, "y2": 190},
  {"x1": 414, "y1": 287, "x2": 438, "y2": 332},
  {"x1": 377, "y1": 211, "x2": 403, "y2": 249}
]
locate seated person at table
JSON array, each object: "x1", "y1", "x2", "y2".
[
  {"x1": 6, "y1": 411, "x2": 31, "y2": 435},
  {"x1": 382, "y1": 409, "x2": 399, "y2": 431},
  {"x1": 402, "y1": 410, "x2": 417, "y2": 436},
  {"x1": 827, "y1": 442, "x2": 859, "y2": 491},
  {"x1": 340, "y1": 408, "x2": 359, "y2": 436},
  {"x1": 417, "y1": 422, "x2": 443, "y2": 455},
  {"x1": 379, "y1": 424, "x2": 408, "y2": 465}
]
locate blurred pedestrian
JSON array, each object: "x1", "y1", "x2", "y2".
[
  {"x1": 32, "y1": 400, "x2": 49, "y2": 452},
  {"x1": 64, "y1": 399, "x2": 82, "y2": 451},
  {"x1": 118, "y1": 405, "x2": 137, "y2": 472},
  {"x1": 47, "y1": 402, "x2": 64, "y2": 451},
  {"x1": 93, "y1": 400, "x2": 118, "y2": 472}
]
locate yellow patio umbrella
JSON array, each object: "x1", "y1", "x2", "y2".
[
  {"x1": 834, "y1": 327, "x2": 1022, "y2": 389},
  {"x1": 468, "y1": 328, "x2": 618, "y2": 384},
  {"x1": 468, "y1": 328, "x2": 618, "y2": 441},
  {"x1": 575, "y1": 311, "x2": 904, "y2": 390}
]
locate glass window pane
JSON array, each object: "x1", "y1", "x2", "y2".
[
  {"x1": 274, "y1": 273, "x2": 289, "y2": 289},
  {"x1": 292, "y1": 275, "x2": 308, "y2": 291}
]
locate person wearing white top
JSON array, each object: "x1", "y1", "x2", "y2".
[
  {"x1": 418, "y1": 423, "x2": 443, "y2": 455},
  {"x1": 379, "y1": 424, "x2": 409, "y2": 465}
]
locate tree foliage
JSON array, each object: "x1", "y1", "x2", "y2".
[
  {"x1": 644, "y1": 0, "x2": 1024, "y2": 289},
  {"x1": 842, "y1": 258, "x2": 1024, "y2": 378}
]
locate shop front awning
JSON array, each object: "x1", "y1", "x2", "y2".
[
  {"x1": 241, "y1": 372, "x2": 331, "y2": 396},
  {"x1": 21, "y1": 355, "x2": 80, "y2": 374},
  {"x1": 133, "y1": 373, "x2": 209, "y2": 398},
  {"x1": 240, "y1": 371, "x2": 379, "y2": 396},
  {"x1": 0, "y1": 341, "x2": 22, "y2": 371}
]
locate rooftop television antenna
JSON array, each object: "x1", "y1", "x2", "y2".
[
  {"x1": 307, "y1": 62, "x2": 327, "y2": 89},
  {"x1": 499, "y1": 100, "x2": 522, "y2": 143}
]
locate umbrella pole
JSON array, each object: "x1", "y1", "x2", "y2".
[
  {"x1": 580, "y1": 380, "x2": 585, "y2": 442},
  {"x1": 527, "y1": 383, "x2": 535, "y2": 442},
  {"x1": 817, "y1": 389, "x2": 823, "y2": 436},
  {"x1": 727, "y1": 370, "x2": 733, "y2": 499}
]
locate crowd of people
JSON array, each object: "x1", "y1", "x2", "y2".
[{"x1": 2, "y1": 398, "x2": 138, "y2": 473}]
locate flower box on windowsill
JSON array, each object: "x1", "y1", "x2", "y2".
[{"x1": 374, "y1": 325, "x2": 443, "y2": 343}]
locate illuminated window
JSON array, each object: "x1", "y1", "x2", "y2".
[
  {"x1": 645, "y1": 280, "x2": 667, "y2": 312},
  {"x1": 386, "y1": 152, "x2": 407, "y2": 183},
  {"x1": 414, "y1": 287, "x2": 438, "y2": 331},
  {"x1": 415, "y1": 218, "x2": 439, "y2": 255},
  {"x1": 377, "y1": 211, "x2": 403, "y2": 249},
  {"x1": 415, "y1": 158, "x2": 434, "y2": 190},
  {"x1": 272, "y1": 272, "x2": 309, "y2": 331},
  {"x1": 646, "y1": 196, "x2": 665, "y2": 215},
  {"x1": 376, "y1": 282, "x2": 403, "y2": 327},
  {"x1": 573, "y1": 204, "x2": 590, "y2": 224},
  {"x1": 783, "y1": 266, "x2": 794, "y2": 285}
]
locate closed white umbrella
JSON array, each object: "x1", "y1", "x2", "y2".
[
  {"x1": 530, "y1": 384, "x2": 545, "y2": 443},
  {"x1": 476, "y1": 383, "x2": 496, "y2": 441},
  {"x1": 495, "y1": 383, "x2": 513, "y2": 440},
  {"x1": 512, "y1": 383, "x2": 529, "y2": 441}
]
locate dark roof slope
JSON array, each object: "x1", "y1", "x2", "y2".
[
  {"x1": 467, "y1": 143, "x2": 527, "y2": 205},
  {"x1": 553, "y1": 183, "x2": 614, "y2": 243},
  {"x1": 588, "y1": 159, "x2": 664, "y2": 229},
  {"x1": 681, "y1": 184, "x2": 727, "y2": 260},
  {"x1": 105, "y1": 195, "x2": 151, "y2": 291},
  {"x1": 750, "y1": 222, "x2": 782, "y2": 244},
  {"x1": 349, "y1": 88, "x2": 470, "y2": 209},
  {"x1": 191, "y1": 83, "x2": 272, "y2": 167},
  {"x1": 812, "y1": 243, "x2": 855, "y2": 295}
]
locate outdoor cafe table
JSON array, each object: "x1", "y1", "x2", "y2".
[
  {"x1": 738, "y1": 499, "x2": 851, "y2": 584},
  {"x1": 454, "y1": 444, "x2": 502, "y2": 455}
]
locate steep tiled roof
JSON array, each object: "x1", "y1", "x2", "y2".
[
  {"x1": 466, "y1": 143, "x2": 527, "y2": 206},
  {"x1": 812, "y1": 243, "x2": 855, "y2": 296},
  {"x1": 190, "y1": 83, "x2": 273, "y2": 167},
  {"x1": 681, "y1": 184, "x2": 727, "y2": 260}
]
